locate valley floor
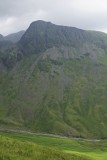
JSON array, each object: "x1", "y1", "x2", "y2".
[{"x1": 0, "y1": 131, "x2": 107, "y2": 160}]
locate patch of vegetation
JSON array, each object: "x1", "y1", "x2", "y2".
[
  {"x1": 50, "y1": 59, "x2": 63, "y2": 65},
  {"x1": 0, "y1": 134, "x2": 90, "y2": 160},
  {"x1": 38, "y1": 60, "x2": 51, "y2": 72},
  {"x1": 1, "y1": 131, "x2": 107, "y2": 159}
]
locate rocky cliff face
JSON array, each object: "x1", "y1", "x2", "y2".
[{"x1": 19, "y1": 20, "x2": 107, "y2": 55}]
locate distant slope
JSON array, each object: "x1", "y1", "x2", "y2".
[
  {"x1": 0, "y1": 34, "x2": 3, "y2": 41},
  {"x1": 0, "y1": 21, "x2": 107, "y2": 138},
  {"x1": 4, "y1": 30, "x2": 25, "y2": 43},
  {"x1": 0, "y1": 40, "x2": 13, "y2": 51}
]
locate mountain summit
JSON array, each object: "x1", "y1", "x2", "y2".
[
  {"x1": 0, "y1": 21, "x2": 107, "y2": 138},
  {"x1": 19, "y1": 20, "x2": 107, "y2": 55}
]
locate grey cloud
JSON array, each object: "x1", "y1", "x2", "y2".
[{"x1": 0, "y1": 0, "x2": 107, "y2": 35}]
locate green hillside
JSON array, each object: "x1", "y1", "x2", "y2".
[
  {"x1": 0, "y1": 134, "x2": 91, "y2": 160},
  {"x1": 0, "y1": 21, "x2": 107, "y2": 138},
  {"x1": 1, "y1": 131, "x2": 107, "y2": 160}
]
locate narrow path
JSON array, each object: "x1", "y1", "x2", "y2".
[{"x1": 0, "y1": 128, "x2": 101, "y2": 142}]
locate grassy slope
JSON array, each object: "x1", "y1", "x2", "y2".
[
  {"x1": 1, "y1": 131, "x2": 107, "y2": 160},
  {"x1": 0, "y1": 46, "x2": 107, "y2": 138},
  {"x1": 0, "y1": 134, "x2": 90, "y2": 160}
]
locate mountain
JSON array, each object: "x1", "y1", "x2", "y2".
[
  {"x1": 0, "y1": 30, "x2": 25, "y2": 45},
  {"x1": 4, "y1": 31, "x2": 25, "y2": 43},
  {"x1": 0, "y1": 31, "x2": 25, "y2": 68},
  {"x1": 0, "y1": 34, "x2": 3, "y2": 40},
  {"x1": 0, "y1": 40, "x2": 13, "y2": 51},
  {"x1": 19, "y1": 20, "x2": 107, "y2": 55},
  {"x1": 0, "y1": 20, "x2": 107, "y2": 138}
]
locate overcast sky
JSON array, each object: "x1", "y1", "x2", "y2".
[{"x1": 0, "y1": 0, "x2": 107, "y2": 35}]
